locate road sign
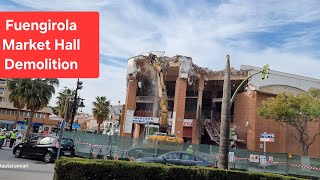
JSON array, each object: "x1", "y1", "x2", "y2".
[
  {"x1": 260, "y1": 132, "x2": 274, "y2": 142},
  {"x1": 260, "y1": 138, "x2": 275, "y2": 142},
  {"x1": 72, "y1": 123, "x2": 81, "y2": 129},
  {"x1": 260, "y1": 155, "x2": 267, "y2": 166},
  {"x1": 260, "y1": 133, "x2": 274, "y2": 138},
  {"x1": 249, "y1": 154, "x2": 259, "y2": 163},
  {"x1": 58, "y1": 121, "x2": 63, "y2": 128},
  {"x1": 229, "y1": 152, "x2": 235, "y2": 163},
  {"x1": 268, "y1": 156, "x2": 273, "y2": 163}
]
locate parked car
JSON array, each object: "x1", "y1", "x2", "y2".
[
  {"x1": 12, "y1": 135, "x2": 75, "y2": 163},
  {"x1": 135, "y1": 151, "x2": 216, "y2": 167}
]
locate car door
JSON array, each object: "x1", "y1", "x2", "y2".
[
  {"x1": 23, "y1": 136, "x2": 41, "y2": 156},
  {"x1": 179, "y1": 153, "x2": 196, "y2": 166},
  {"x1": 163, "y1": 152, "x2": 181, "y2": 165}
]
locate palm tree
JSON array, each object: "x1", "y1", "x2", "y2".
[
  {"x1": 48, "y1": 106, "x2": 58, "y2": 115},
  {"x1": 92, "y1": 96, "x2": 110, "y2": 134},
  {"x1": 56, "y1": 87, "x2": 75, "y2": 122},
  {"x1": 7, "y1": 79, "x2": 26, "y2": 122},
  {"x1": 10, "y1": 78, "x2": 59, "y2": 140},
  {"x1": 218, "y1": 55, "x2": 231, "y2": 169}
]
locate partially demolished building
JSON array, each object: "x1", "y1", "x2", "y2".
[{"x1": 119, "y1": 51, "x2": 320, "y2": 157}]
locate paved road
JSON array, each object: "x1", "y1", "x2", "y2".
[{"x1": 0, "y1": 145, "x2": 54, "y2": 180}]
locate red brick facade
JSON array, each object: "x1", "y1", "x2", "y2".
[{"x1": 234, "y1": 91, "x2": 320, "y2": 158}]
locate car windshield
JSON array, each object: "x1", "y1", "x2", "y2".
[{"x1": 61, "y1": 139, "x2": 74, "y2": 146}]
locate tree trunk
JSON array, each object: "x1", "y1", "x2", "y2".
[
  {"x1": 97, "y1": 123, "x2": 101, "y2": 134},
  {"x1": 302, "y1": 143, "x2": 309, "y2": 156},
  {"x1": 218, "y1": 55, "x2": 231, "y2": 169},
  {"x1": 13, "y1": 109, "x2": 20, "y2": 130},
  {"x1": 24, "y1": 111, "x2": 35, "y2": 141}
]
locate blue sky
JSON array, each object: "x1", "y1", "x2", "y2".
[{"x1": 2, "y1": 0, "x2": 320, "y2": 113}]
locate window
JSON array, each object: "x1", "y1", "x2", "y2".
[
  {"x1": 10, "y1": 110, "x2": 15, "y2": 115},
  {"x1": 0, "y1": 79, "x2": 6, "y2": 84},
  {"x1": 180, "y1": 153, "x2": 195, "y2": 161},
  {"x1": 29, "y1": 136, "x2": 41, "y2": 143},
  {"x1": 0, "y1": 97, "x2": 4, "y2": 102},
  {"x1": 36, "y1": 113, "x2": 41, "y2": 118},
  {"x1": 38, "y1": 137, "x2": 53, "y2": 145},
  {"x1": 194, "y1": 156, "x2": 204, "y2": 162},
  {"x1": 164, "y1": 153, "x2": 180, "y2": 160},
  {"x1": 61, "y1": 139, "x2": 74, "y2": 146},
  {"x1": 0, "y1": 88, "x2": 4, "y2": 94},
  {"x1": 0, "y1": 109, "x2": 6, "y2": 114}
]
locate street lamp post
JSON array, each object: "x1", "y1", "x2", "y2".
[
  {"x1": 230, "y1": 64, "x2": 270, "y2": 105},
  {"x1": 57, "y1": 95, "x2": 70, "y2": 160},
  {"x1": 69, "y1": 78, "x2": 83, "y2": 131}
]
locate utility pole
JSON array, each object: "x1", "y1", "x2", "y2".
[
  {"x1": 70, "y1": 78, "x2": 83, "y2": 131},
  {"x1": 57, "y1": 96, "x2": 69, "y2": 160}
]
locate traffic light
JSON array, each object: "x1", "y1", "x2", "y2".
[
  {"x1": 77, "y1": 80, "x2": 83, "y2": 89},
  {"x1": 229, "y1": 128, "x2": 236, "y2": 140},
  {"x1": 261, "y1": 64, "x2": 270, "y2": 80},
  {"x1": 24, "y1": 118, "x2": 29, "y2": 124}
]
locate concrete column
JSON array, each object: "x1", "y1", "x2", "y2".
[
  {"x1": 193, "y1": 78, "x2": 204, "y2": 144},
  {"x1": 133, "y1": 123, "x2": 140, "y2": 138},
  {"x1": 120, "y1": 78, "x2": 137, "y2": 137},
  {"x1": 173, "y1": 78, "x2": 187, "y2": 138},
  {"x1": 153, "y1": 83, "x2": 159, "y2": 117}
]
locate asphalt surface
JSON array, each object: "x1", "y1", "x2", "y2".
[{"x1": 0, "y1": 143, "x2": 54, "y2": 180}]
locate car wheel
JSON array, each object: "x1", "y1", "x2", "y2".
[
  {"x1": 44, "y1": 152, "x2": 53, "y2": 163},
  {"x1": 14, "y1": 148, "x2": 22, "y2": 158}
]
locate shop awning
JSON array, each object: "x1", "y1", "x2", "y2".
[
  {"x1": 0, "y1": 120, "x2": 15, "y2": 124},
  {"x1": 32, "y1": 123, "x2": 43, "y2": 127}
]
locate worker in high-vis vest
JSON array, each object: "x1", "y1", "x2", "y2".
[
  {"x1": 9, "y1": 129, "x2": 17, "y2": 148},
  {"x1": 0, "y1": 130, "x2": 6, "y2": 149}
]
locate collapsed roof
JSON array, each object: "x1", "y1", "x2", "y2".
[{"x1": 127, "y1": 51, "x2": 248, "y2": 81}]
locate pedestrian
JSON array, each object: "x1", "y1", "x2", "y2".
[
  {"x1": 17, "y1": 131, "x2": 22, "y2": 140},
  {"x1": 186, "y1": 145, "x2": 193, "y2": 154},
  {"x1": 9, "y1": 129, "x2": 17, "y2": 148},
  {"x1": 0, "y1": 130, "x2": 6, "y2": 149},
  {"x1": 3, "y1": 129, "x2": 8, "y2": 147}
]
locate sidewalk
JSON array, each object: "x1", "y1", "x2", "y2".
[{"x1": 1, "y1": 139, "x2": 22, "y2": 149}]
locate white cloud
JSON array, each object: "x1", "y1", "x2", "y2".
[{"x1": 5, "y1": 0, "x2": 320, "y2": 114}]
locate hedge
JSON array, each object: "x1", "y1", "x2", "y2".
[{"x1": 54, "y1": 157, "x2": 303, "y2": 180}]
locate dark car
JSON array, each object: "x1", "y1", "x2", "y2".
[
  {"x1": 13, "y1": 135, "x2": 75, "y2": 163},
  {"x1": 135, "y1": 151, "x2": 215, "y2": 167}
]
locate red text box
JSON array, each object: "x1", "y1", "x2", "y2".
[{"x1": 0, "y1": 12, "x2": 99, "y2": 78}]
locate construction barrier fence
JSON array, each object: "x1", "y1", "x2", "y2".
[{"x1": 63, "y1": 132, "x2": 320, "y2": 179}]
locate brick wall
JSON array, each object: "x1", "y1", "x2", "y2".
[{"x1": 234, "y1": 91, "x2": 320, "y2": 158}]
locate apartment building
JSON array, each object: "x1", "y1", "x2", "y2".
[{"x1": 0, "y1": 79, "x2": 57, "y2": 133}]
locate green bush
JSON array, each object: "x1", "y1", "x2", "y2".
[{"x1": 54, "y1": 157, "x2": 303, "y2": 180}]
